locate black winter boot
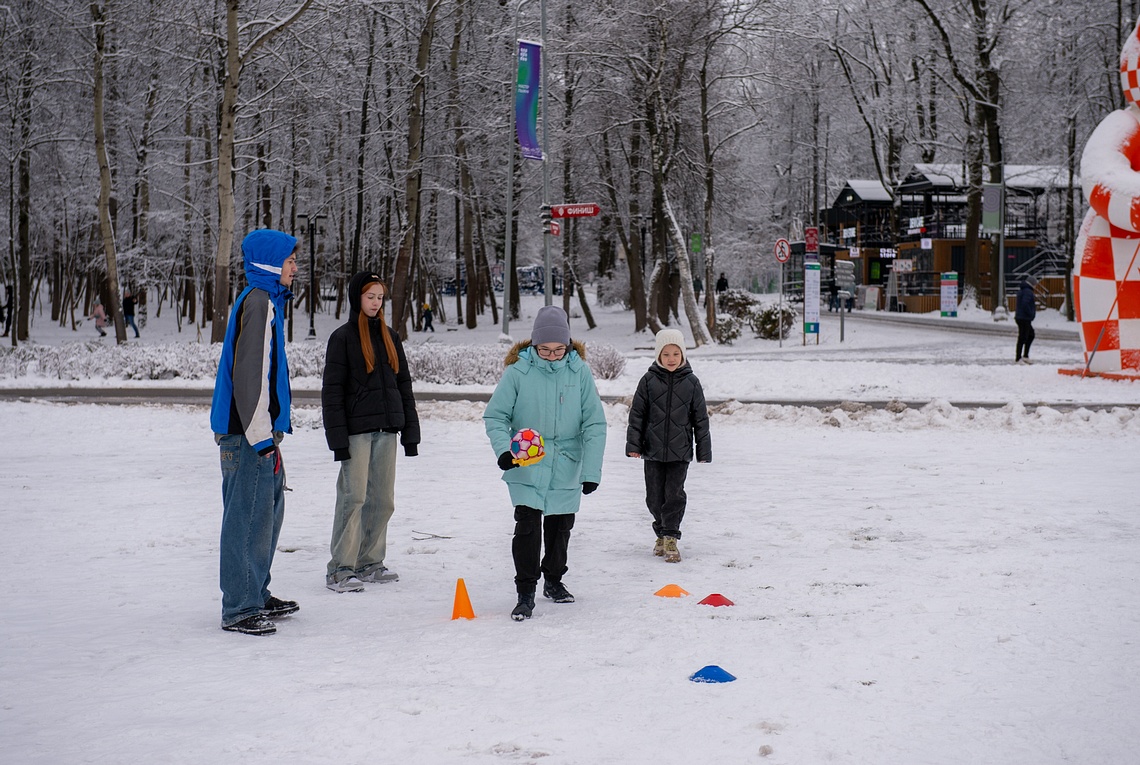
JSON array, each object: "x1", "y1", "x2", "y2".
[{"x1": 511, "y1": 592, "x2": 536, "y2": 621}]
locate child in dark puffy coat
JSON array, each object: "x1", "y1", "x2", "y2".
[{"x1": 625, "y1": 328, "x2": 712, "y2": 562}]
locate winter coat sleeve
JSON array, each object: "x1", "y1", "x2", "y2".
[
  {"x1": 232, "y1": 292, "x2": 277, "y2": 454},
  {"x1": 691, "y1": 378, "x2": 712, "y2": 463},
  {"x1": 392, "y1": 333, "x2": 420, "y2": 454},
  {"x1": 321, "y1": 329, "x2": 351, "y2": 453},
  {"x1": 578, "y1": 369, "x2": 607, "y2": 484},
  {"x1": 625, "y1": 374, "x2": 650, "y2": 455}
]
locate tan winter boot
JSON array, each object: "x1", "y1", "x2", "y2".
[
  {"x1": 663, "y1": 537, "x2": 681, "y2": 563},
  {"x1": 653, "y1": 537, "x2": 665, "y2": 557}
]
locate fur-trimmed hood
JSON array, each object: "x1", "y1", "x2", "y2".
[{"x1": 503, "y1": 339, "x2": 587, "y2": 366}]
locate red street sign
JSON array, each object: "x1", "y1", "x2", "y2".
[
  {"x1": 549, "y1": 220, "x2": 561, "y2": 236},
  {"x1": 774, "y1": 238, "x2": 791, "y2": 263},
  {"x1": 805, "y1": 227, "x2": 818, "y2": 253},
  {"x1": 551, "y1": 203, "x2": 600, "y2": 219}
]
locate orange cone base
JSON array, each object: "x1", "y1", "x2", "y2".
[
  {"x1": 655, "y1": 584, "x2": 690, "y2": 598},
  {"x1": 1058, "y1": 367, "x2": 1140, "y2": 381}
]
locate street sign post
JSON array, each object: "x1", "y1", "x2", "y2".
[
  {"x1": 774, "y1": 238, "x2": 790, "y2": 347},
  {"x1": 550, "y1": 203, "x2": 600, "y2": 218}
]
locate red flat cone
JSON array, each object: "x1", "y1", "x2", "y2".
[{"x1": 698, "y1": 593, "x2": 734, "y2": 607}]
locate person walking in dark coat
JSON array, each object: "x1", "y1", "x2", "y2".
[
  {"x1": 122, "y1": 291, "x2": 140, "y2": 338},
  {"x1": 322, "y1": 271, "x2": 420, "y2": 592},
  {"x1": 1015, "y1": 276, "x2": 1038, "y2": 364},
  {"x1": 625, "y1": 328, "x2": 712, "y2": 563},
  {"x1": 715, "y1": 273, "x2": 728, "y2": 294},
  {"x1": 422, "y1": 302, "x2": 434, "y2": 332}
]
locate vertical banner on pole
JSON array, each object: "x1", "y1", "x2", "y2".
[
  {"x1": 515, "y1": 40, "x2": 543, "y2": 161},
  {"x1": 940, "y1": 272, "x2": 958, "y2": 317},
  {"x1": 804, "y1": 262, "x2": 821, "y2": 337}
]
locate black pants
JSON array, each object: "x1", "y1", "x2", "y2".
[
  {"x1": 644, "y1": 460, "x2": 689, "y2": 539},
  {"x1": 1016, "y1": 319, "x2": 1035, "y2": 361},
  {"x1": 512, "y1": 506, "x2": 574, "y2": 594}
]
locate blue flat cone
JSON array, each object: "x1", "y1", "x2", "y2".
[{"x1": 689, "y1": 665, "x2": 737, "y2": 683}]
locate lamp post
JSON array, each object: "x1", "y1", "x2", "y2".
[{"x1": 296, "y1": 213, "x2": 327, "y2": 339}]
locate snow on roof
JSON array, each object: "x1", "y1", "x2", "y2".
[
  {"x1": 834, "y1": 180, "x2": 892, "y2": 206},
  {"x1": 845, "y1": 180, "x2": 893, "y2": 201},
  {"x1": 907, "y1": 163, "x2": 1078, "y2": 190}
]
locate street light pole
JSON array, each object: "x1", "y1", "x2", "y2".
[{"x1": 296, "y1": 213, "x2": 325, "y2": 339}]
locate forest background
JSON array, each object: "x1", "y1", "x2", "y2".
[{"x1": 0, "y1": 0, "x2": 1131, "y2": 347}]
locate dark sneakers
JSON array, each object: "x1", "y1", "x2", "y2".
[
  {"x1": 261, "y1": 596, "x2": 300, "y2": 618},
  {"x1": 542, "y1": 581, "x2": 575, "y2": 603},
  {"x1": 511, "y1": 592, "x2": 536, "y2": 621},
  {"x1": 222, "y1": 614, "x2": 277, "y2": 636}
]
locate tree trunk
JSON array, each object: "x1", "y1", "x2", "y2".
[
  {"x1": 350, "y1": 10, "x2": 377, "y2": 278},
  {"x1": 91, "y1": 2, "x2": 126, "y2": 344},
  {"x1": 391, "y1": 0, "x2": 440, "y2": 338},
  {"x1": 211, "y1": 0, "x2": 241, "y2": 343}
]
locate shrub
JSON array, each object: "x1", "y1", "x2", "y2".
[
  {"x1": 712, "y1": 314, "x2": 744, "y2": 345},
  {"x1": 715, "y1": 288, "x2": 760, "y2": 322},
  {"x1": 751, "y1": 303, "x2": 796, "y2": 340}
]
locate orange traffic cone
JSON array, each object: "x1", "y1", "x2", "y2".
[
  {"x1": 654, "y1": 583, "x2": 690, "y2": 598},
  {"x1": 451, "y1": 577, "x2": 476, "y2": 620}
]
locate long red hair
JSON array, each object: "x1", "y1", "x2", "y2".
[{"x1": 358, "y1": 279, "x2": 399, "y2": 375}]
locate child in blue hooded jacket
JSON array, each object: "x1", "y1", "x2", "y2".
[
  {"x1": 210, "y1": 229, "x2": 299, "y2": 636},
  {"x1": 484, "y1": 306, "x2": 607, "y2": 621}
]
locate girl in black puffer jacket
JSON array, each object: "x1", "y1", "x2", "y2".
[
  {"x1": 625, "y1": 328, "x2": 712, "y2": 563},
  {"x1": 321, "y1": 271, "x2": 420, "y2": 592}
]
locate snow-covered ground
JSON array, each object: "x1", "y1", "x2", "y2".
[{"x1": 2, "y1": 292, "x2": 1139, "y2": 763}]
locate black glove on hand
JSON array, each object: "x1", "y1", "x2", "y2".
[
  {"x1": 582, "y1": 482, "x2": 598, "y2": 495},
  {"x1": 498, "y1": 452, "x2": 517, "y2": 471},
  {"x1": 404, "y1": 444, "x2": 419, "y2": 457},
  {"x1": 333, "y1": 448, "x2": 351, "y2": 462}
]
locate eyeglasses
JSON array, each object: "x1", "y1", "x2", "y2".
[{"x1": 535, "y1": 344, "x2": 567, "y2": 358}]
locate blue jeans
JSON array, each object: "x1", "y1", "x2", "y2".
[
  {"x1": 218, "y1": 434, "x2": 285, "y2": 626},
  {"x1": 125, "y1": 314, "x2": 139, "y2": 337},
  {"x1": 327, "y1": 432, "x2": 397, "y2": 579}
]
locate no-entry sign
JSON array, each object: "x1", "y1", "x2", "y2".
[
  {"x1": 551, "y1": 203, "x2": 601, "y2": 219},
  {"x1": 774, "y1": 238, "x2": 791, "y2": 263}
]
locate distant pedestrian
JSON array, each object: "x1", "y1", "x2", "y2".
[
  {"x1": 210, "y1": 228, "x2": 301, "y2": 636},
  {"x1": 625, "y1": 328, "x2": 712, "y2": 563},
  {"x1": 828, "y1": 281, "x2": 839, "y2": 312},
  {"x1": 122, "y1": 291, "x2": 140, "y2": 338},
  {"x1": 693, "y1": 275, "x2": 703, "y2": 304},
  {"x1": 715, "y1": 272, "x2": 728, "y2": 294},
  {"x1": 321, "y1": 271, "x2": 420, "y2": 593},
  {"x1": 0, "y1": 284, "x2": 10, "y2": 337},
  {"x1": 1015, "y1": 276, "x2": 1037, "y2": 364},
  {"x1": 89, "y1": 299, "x2": 108, "y2": 337},
  {"x1": 422, "y1": 302, "x2": 434, "y2": 332}
]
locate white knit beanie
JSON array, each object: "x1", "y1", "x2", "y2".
[{"x1": 654, "y1": 328, "x2": 686, "y2": 365}]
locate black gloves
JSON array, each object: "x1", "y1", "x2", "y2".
[
  {"x1": 404, "y1": 444, "x2": 419, "y2": 457},
  {"x1": 582, "y1": 482, "x2": 598, "y2": 495},
  {"x1": 333, "y1": 448, "x2": 351, "y2": 462},
  {"x1": 498, "y1": 452, "x2": 517, "y2": 471}
]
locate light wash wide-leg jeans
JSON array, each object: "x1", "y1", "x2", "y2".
[{"x1": 327, "y1": 431, "x2": 397, "y2": 580}]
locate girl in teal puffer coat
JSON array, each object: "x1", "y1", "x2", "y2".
[{"x1": 484, "y1": 306, "x2": 607, "y2": 621}]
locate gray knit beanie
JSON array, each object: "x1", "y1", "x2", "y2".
[{"x1": 531, "y1": 305, "x2": 571, "y2": 346}]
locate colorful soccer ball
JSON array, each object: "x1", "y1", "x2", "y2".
[{"x1": 510, "y1": 428, "x2": 545, "y2": 465}]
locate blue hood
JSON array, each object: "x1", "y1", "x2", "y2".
[{"x1": 242, "y1": 229, "x2": 297, "y2": 297}]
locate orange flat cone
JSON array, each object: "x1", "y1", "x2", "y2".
[
  {"x1": 451, "y1": 578, "x2": 476, "y2": 620},
  {"x1": 654, "y1": 583, "x2": 690, "y2": 598},
  {"x1": 698, "y1": 593, "x2": 735, "y2": 607}
]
